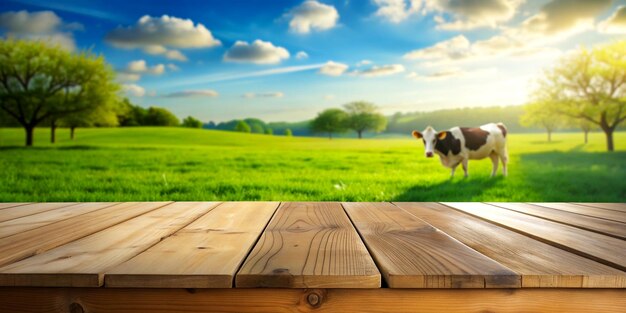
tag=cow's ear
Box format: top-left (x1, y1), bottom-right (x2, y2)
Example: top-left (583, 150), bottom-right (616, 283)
top-left (437, 131), bottom-right (447, 140)
top-left (412, 130), bottom-right (422, 139)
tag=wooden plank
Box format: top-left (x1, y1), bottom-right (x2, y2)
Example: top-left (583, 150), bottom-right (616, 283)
top-left (0, 203), bottom-right (30, 210)
top-left (0, 202), bottom-right (78, 222)
top-left (236, 202), bottom-right (380, 288)
top-left (0, 202), bottom-right (119, 239)
top-left (3, 287), bottom-right (625, 313)
top-left (574, 203), bottom-right (626, 213)
top-left (0, 202), bottom-right (170, 268)
top-left (395, 202), bottom-right (626, 288)
top-left (487, 202), bottom-right (626, 240)
top-left (530, 202), bottom-right (626, 223)
top-left (106, 202), bottom-right (279, 288)
top-left (343, 202), bottom-right (519, 288)
top-left (442, 202), bottom-right (626, 272)
top-left (0, 202), bottom-right (220, 287)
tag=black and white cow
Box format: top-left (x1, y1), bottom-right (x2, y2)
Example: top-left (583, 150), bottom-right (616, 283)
top-left (412, 123), bottom-right (508, 177)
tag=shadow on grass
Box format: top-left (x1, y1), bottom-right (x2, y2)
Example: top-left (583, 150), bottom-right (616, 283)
top-left (394, 176), bottom-right (503, 201)
top-left (0, 145), bottom-right (158, 151)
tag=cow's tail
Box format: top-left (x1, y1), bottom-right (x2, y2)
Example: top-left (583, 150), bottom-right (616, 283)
top-left (496, 122), bottom-right (507, 138)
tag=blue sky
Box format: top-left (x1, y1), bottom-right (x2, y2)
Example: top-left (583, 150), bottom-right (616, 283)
top-left (1, 0), bottom-right (625, 122)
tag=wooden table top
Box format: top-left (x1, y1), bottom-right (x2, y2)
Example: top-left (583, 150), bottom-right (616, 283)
top-left (0, 202), bottom-right (624, 289)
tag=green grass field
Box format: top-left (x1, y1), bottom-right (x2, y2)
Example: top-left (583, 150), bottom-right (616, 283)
top-left (0, 127), bottom-right (624, 202)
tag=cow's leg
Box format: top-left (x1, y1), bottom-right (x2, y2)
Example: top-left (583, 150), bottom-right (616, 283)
top-left (489, 152), bottom-right (499, 177)
top-left (461, 159), bottom-right (468, 178)
top-left (500, 148), bottom-right (509, 177)
top-left (450, 164), bottom-right (458, 178)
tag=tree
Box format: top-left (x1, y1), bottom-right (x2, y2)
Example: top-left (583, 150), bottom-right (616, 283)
top-left (343, 101), bottom-right (387, 139)
top-left (284, 128), bottom-right (293, 136)
top-left (533, 41), bottom-right (626, 151)
top-left (234, 120), bottom-right (251, 133)
top-left (117, 99), bottom-right (147, 126)
top-left (566, 117), bottom-right (596, 144)
top-left (0, 39), bottom-right (119, 146)
top-left (520, 101), bottom-right (563, 142)
top-left (311, 108), bottom-right (348, 139)
top-left (264, 128), bottom-right (273, 135)
top-left (181, 116), bottom-right (202, 128)
top-left (60, 99), bottom-right (122, 140)
top-left (144, 107), bottom-right (179, 126)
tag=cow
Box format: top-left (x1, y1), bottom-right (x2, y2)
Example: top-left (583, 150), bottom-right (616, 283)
top-left (411, 123), bottom-right (508, 178)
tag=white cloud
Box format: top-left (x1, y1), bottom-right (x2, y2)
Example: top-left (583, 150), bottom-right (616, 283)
top-left (122, 84), bottom-right (146, 97)
top-left (288, 1), bottom-right (339, 34)
top-left (373, 0), bottom-right (421, 23)
top-left (116, 73), bottom-right (141, 82)
top-left (163, 89), bottom-right (219, 98)
top-left (599, 5), bottom-right (626, 34)
top-left (0, 10), bottom-right (81, 51)
top-left (318, 61), bottom-right (348, 76)
top-left (295, 51), bottom-right (309, 59)
top-left (356, 59), bottom-right (372, 66)
top-left (223, 39), bottom-right (289, 64)
top-left (125, 60), bottom-right (166, 75)
top-left (352, 64), bottom-right (405, 77)
top-left (105, 15), bottom-right (221, 61)
top-left (426, 0), bottom-right (522, 30)
top-left (406, 69), bottom-right (465, 81)
top-left (167, 63), bottom-right (180, 71)
top-left (404, 35), bottom-right (471, 61)
top-left (242, 92), bottom-right (284, 98)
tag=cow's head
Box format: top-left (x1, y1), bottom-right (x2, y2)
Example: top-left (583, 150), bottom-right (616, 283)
top-left (412, 126), bottom-right (447, 158)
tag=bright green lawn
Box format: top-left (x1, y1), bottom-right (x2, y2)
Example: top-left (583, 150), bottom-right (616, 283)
top-left (0, 127), bottom-right (624, 202)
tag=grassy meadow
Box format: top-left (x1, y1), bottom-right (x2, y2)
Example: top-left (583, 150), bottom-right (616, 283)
top-left (0, 127), bottom-right (624, 202)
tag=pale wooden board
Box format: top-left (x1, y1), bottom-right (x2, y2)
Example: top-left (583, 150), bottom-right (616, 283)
top-left (443, 202), bottom-right (626, 272)
top-left (344, 202), bottom-right (519, 288)
top-left (236, 202), bottom-right (380, 288)
top-left (105, 202), bottom-right (279, 288)
top-left (0, 202), bottom-right (119, 239)
top-left (0, 203), bottom-right (78, 223)
top-left (0, 202), bottom-right (170, 268)
top-left (530, 202), bottom-right (626, 223)
top-left (396, 202), bottom-right (626, 288)
top-left (488, 202), bottom-right (626, 240)
top-left (0, 202), bottom-right (220, 287)
top-left (0, 203), bottom-right (30, 210)
top-left (574, 203), bottom-right (626, 213)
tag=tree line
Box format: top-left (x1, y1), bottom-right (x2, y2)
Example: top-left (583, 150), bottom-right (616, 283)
top-left (310, 101), bottom-right (387, 139)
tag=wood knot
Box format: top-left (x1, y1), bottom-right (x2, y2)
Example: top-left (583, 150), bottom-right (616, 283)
top-left (272, 268), bottom-right (290, 274)
top-left (307, 292), bottom-right (322, 308)
top-left (69, 302), bottom-right (84, 313)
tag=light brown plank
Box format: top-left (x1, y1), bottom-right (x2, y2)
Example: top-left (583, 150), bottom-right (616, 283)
top-left (106, 202), bottom-right (279, 288)
top-left (530, 202), bottom-right (626, 223)
top-left (443, 202), bottom-right (626, 272)
top-left (236, 202), bottom-right (380, 288)
top-left (2, 288), bottom-right (626, 313)
top-left (574, 203), bottom-right (626, 213)
top-left (488, 202), bottom-right (626, 240)
top-left (0, 202), bottom-right (220, 287)
top-left (0, 202), bottom-right (170, 268)
top-left (344, 202), bottom-right (519, 288)
top-left (0, 203), bottom-right (30, 210)
top-left (0, 202), bottom-right (119, 239)
top-left (0, 202), bottom-right (78, 222)
top-left (396, 202), bottom-right (626, 288)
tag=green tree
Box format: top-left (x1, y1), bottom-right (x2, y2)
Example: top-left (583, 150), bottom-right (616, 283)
top-left (60, 99), bottom-right (123, 140)
top-left (117, 99), bottom-right (147, 126)
top-left (284, 128), bottom-right (293, 136)
top-left (264, 128), bottom-right (273, 135)
top-left (0, 39), bottom-right (119, 146)
top-left (144, 107), bottom-right (179, 126)
top-left (181, 116), bottom-right (202, 128)
top-left (534, 41), bottom-right (626, 151)
top-left (520, 101), bottom-right (563, 142)
top-left (234, 120), bottom-right (251, 133)
top-left (343, 101), bottom-right (387, 139)
top-left (311, 108), bottom-right (349, 139)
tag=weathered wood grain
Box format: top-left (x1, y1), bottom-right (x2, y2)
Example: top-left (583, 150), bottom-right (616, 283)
top-left (0, 203), bottom-right (30, 210)
top-left (0, 202), bottom-right (170, 268)
top-left (488, 202), bottom-right (626, 240)
top-left (0, 202), bottom-right (119, 239)
top-left (0, 202), bottom-right (219, 287)
top-left (530, 202), bottom-right (626, 223)
top-left (0, 202), bottom-right (78, 223)
top-left (344, 202), bottom-right (519, 288)
top-left (106, 202), bottom-right (279, 288)
top-left (236, 202), bottom-right (380, 288)
top-left (396, 202), bottom-right (626, 288)
top-left (574, 203), bottom-right (626, 213)
top-left (3, 287), bottom-right (625, 313)
top-left (443, 202), bottom-right (626, 272)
